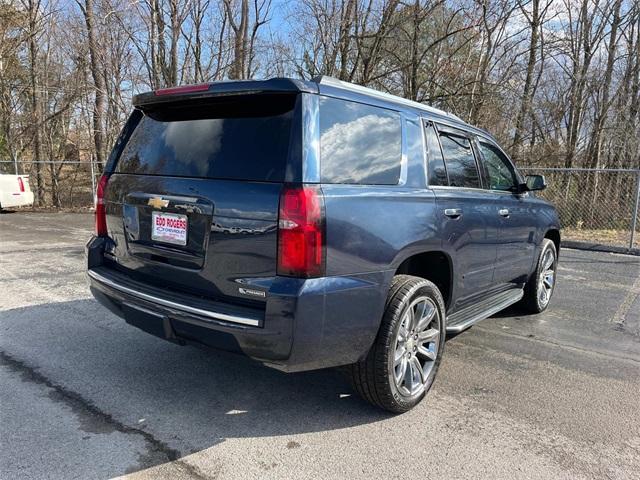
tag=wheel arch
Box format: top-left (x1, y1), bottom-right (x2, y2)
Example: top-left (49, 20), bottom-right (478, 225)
top-left (393, 250), bottom-right (453, 310)
top-left (544, 228), bottom-right (561, 257)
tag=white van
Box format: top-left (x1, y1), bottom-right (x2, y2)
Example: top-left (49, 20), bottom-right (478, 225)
top-left (0, 174), bottom-right (34, 209)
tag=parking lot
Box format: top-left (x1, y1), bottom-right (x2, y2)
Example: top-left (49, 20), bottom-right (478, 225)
top-left (1, 211), bottom-right (639, 480)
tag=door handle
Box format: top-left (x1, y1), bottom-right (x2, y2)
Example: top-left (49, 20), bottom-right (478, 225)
top-left (499, 208), bottom-right (510, 217)
top-left (444, 208), bottom-right (462, 218)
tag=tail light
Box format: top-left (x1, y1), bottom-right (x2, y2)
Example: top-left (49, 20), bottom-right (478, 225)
top-left (277, 185), bottom-right (325, 278)
top-left (95, 174), bottom-right (110, 236)
top-left (17, 177), bottom-right (24, 192)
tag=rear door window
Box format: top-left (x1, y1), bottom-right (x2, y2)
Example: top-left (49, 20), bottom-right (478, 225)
top-left (437, 130), bottom-right (481, 188)
top-left (116, 94), bottom-right (296, 182)
top-left (424, 122), bottom-right (448, 186)
top-left (319, 96), bottom-right (402, 185)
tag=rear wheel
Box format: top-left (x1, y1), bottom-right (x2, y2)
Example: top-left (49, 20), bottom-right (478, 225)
top-left (521, 239), bottom-right (557, 313)
top-left (349, 275), bottom-right (445, 413)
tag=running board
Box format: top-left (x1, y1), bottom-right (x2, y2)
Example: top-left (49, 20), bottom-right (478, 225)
top-left (446, 288), bottom-right (524, 334)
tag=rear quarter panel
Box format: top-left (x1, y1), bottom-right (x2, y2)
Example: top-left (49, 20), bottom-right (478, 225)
top-left (323, 185), bottom-right (440, 276)
top-left (319, 185), bottom-right (441, 365)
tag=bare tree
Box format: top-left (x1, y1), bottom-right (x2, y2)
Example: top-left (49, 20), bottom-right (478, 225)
top-left (2, 0), bottom-right (640, 209)
top-left (511, 0), bottom-right (552, 160)
top-left (467, 0), bottom-right (519, 125)
top-left (77, 0), bottom-right (106, 169)
top-left (585, 0), bottom-right (624, 169)
top-left (224, 0), bottom-right (271, 79)
top-left (0, 1), bottom-right (27, 167)
top-left (561, 0), bottom-right (610, 168)
top-left (22, 0), bottom-right (44, 204)
top-left (291, 0), bottom-right (358, 79)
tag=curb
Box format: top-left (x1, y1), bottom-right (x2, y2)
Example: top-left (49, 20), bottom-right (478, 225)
top-left (562, 240), bottom-right (640, 256)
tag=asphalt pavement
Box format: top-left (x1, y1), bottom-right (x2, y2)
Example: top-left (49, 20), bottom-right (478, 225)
top-left (1, 211), bottom-right (639, 479)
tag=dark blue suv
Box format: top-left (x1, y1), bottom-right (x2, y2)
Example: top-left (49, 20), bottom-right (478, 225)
top-left (87, 76), bottom-right (560, 412)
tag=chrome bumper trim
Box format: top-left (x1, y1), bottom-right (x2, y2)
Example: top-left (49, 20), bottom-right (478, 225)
top-left (88, 269), bottom-right (261, 327)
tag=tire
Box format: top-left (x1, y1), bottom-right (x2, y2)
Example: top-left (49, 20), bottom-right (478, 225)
top-left (521, 238), bottom-right (558, 313)
top-left (348, 275), bottom-right (446, 413)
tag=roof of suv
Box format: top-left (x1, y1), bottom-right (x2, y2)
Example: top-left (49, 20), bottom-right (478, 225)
top-left (311, 75), bottom-right (463, 122)
top-left (132, 76), bottom-right (492, 139)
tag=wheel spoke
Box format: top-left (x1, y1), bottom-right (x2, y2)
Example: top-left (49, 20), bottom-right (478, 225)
top-left (405, 307), bottom-right (416, 331)
top-left (394, 346), bottom-right (405, 367)
top-left (414, 301), bottom-right (426, 326)
top-left (395, 356), bottom-right (408, 385)
top-left (398, 323), bottom-right (409, 343)
top-left (409, 303), bottom-right (421, 331)
top-left (403, 357), bottom-right (414, 389)
top-left (418, 327), bottom-right (439, 343)
top-left (406, 358), bottom-right (417, 392)
top-left (415, 302), bottom-right (436, 332)
top-left (417, 344), bottom-right (436, 361)
top-left (539, 287), bottom-right (547, 303)
top-left (410, 356), bottom-right (425, 386)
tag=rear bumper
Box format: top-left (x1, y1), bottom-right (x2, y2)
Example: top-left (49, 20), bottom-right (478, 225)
top-left (88, 268), bottom-right (262, 327)
top-left (87, 236), bottom-right (389, 372)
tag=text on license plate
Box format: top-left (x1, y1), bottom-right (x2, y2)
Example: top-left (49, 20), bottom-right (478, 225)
top-left (151, 211), bottom-right (188, 246)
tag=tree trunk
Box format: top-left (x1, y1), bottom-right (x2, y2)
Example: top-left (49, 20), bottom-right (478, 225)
top-left (225, 0), bottom-right (249, 79)
top-left (169, 0), bottom-right (180, 85)
top-left (26, 0), bottom-right (44, 205)
top-left (80, 0), bottom-right (106, 170)
top-left (512, 0), bottom-right (542, 160)
top-left (586, 0), bottom-right (622, 169)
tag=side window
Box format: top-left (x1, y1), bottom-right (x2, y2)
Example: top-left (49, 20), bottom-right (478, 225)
top-left (438, 131), bottom-right (480, 188)
top-left (319, 96), bottom-right (402, 185)
top-left (479, 141), bottom-right (518, 191)
top-left (424, 122), bottom-right (448, 186)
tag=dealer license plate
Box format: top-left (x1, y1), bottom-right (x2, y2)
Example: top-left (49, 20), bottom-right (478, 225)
top-left (151, 211), bottom-right (188, 246)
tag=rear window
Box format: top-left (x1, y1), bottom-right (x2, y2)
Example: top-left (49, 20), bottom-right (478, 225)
top-left (116, 94), bottom-right (296, 182)
top-left (319, 96), bottom-right (402, 185)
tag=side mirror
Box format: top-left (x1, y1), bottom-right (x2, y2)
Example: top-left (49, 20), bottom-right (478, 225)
top-left (524, 174), bottom-right (546, 192)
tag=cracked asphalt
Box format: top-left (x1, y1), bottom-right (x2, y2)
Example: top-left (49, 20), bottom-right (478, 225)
top-left (1, 211), bottom-right (639, 480)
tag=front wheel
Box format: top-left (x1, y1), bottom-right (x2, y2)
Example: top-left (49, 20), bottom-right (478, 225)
top-left (348, 275), bottom-right (446, 413)
top-left (521, 238), bottom-right (558, 313)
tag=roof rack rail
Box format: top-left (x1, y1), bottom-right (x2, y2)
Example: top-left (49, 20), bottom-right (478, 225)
top-left (311, 75), bottom-right (463, 122)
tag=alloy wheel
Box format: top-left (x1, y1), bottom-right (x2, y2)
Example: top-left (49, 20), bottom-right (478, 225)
top-left (392, 296), bottom-right (441, 397)
top-left (538, 248), bottom-right (556, 307)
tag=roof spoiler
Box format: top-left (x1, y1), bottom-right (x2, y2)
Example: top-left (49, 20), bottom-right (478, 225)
top-left (133, 78), bottom-right (318, 108)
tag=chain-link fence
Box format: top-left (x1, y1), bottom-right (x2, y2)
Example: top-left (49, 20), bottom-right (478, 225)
top-left (521, 167), bottom-right (640, 251)
top-left (0, 159), bottom-right (100, 209)
top-left (2, 161), bottom-right (639, 251)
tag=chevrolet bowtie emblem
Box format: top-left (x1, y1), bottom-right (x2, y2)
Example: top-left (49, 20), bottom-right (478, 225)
top-left (147, 197), bottom-right (169, 209)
